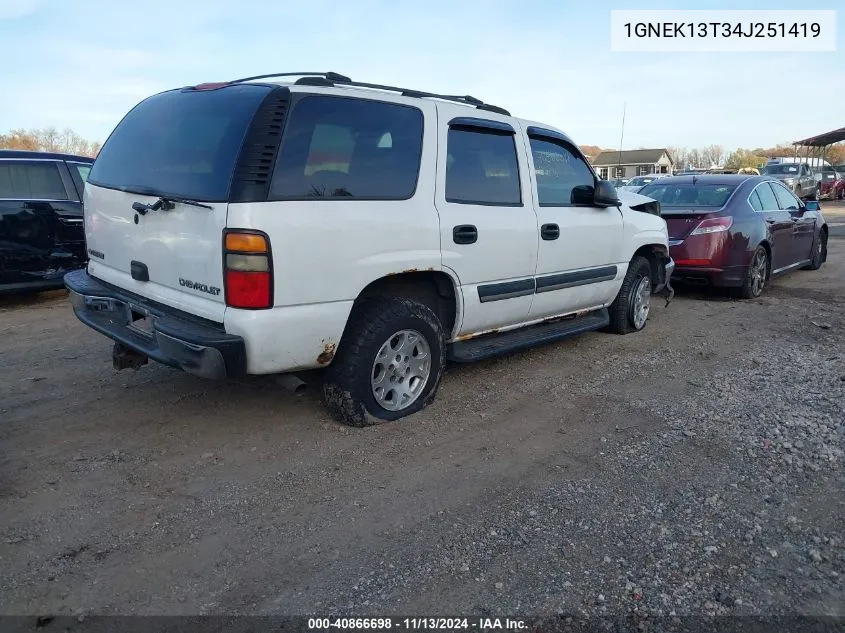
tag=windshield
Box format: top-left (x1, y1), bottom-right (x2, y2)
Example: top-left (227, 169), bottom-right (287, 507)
top-left (88, 84), bottom-right (272, 201)
top-left (762, 164), bottom-right (800, 175)
top-left (628, 176), bottom-right (656, 186)
top-left (638, 183), bottom-right (738, 207)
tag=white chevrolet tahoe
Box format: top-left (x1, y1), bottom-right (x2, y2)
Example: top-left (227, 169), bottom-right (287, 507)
top-left (65, 71), bottom-right (674, 426)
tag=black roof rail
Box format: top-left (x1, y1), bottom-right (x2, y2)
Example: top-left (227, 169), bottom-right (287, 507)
top-left (229, 71), bottom-right (352, 84)
top-left (333, 78), bottom-right (511, 117)
top-left (231, 72), bottom-right (511, 116)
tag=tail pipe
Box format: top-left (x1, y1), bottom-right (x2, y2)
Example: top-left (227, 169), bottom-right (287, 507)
top-left (275, 374), bottom-right (307, 396)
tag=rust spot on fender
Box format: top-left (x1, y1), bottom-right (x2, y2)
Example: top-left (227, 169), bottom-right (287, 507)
top-left (317, 341), bottom-right (336, 365)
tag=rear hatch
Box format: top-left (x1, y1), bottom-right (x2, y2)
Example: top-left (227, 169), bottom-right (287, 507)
top-left (84, 83), bottom-right (275, 322)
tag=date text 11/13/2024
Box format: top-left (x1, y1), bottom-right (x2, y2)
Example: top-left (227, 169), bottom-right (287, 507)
top-left (307, 618), bottom-right (529, 630)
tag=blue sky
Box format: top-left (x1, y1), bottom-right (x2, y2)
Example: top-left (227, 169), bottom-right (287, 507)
top-left (1, 0), bottom-right (842, 151)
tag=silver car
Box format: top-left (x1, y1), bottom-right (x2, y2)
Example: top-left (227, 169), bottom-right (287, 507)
top-left (616, 173), bottom-right (668, 193)
top-left (760, 162), bottom-right (818, 200)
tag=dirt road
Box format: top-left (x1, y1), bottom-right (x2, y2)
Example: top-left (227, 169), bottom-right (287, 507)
top-left (1, 234), bottom-right (843, 618)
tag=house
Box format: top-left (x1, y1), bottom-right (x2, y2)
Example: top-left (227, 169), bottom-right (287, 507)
top-left (591, 148), bottom-right (674, 180)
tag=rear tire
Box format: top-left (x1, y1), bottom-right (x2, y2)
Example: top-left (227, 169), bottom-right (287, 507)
top-left (606, 256), bottom-right (652, 335)
top-left (321, 297), bottom-right (444, 427)
top-left (803, 230), bottom-right (827, 271)
top-left (738, 246), bottom-right (768, 299)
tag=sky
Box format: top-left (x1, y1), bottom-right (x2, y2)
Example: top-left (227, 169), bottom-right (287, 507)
top-left (1, 0), bottom-right (842, 152)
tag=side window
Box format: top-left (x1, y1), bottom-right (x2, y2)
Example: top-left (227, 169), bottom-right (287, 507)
top-left (445, 127), bottom-right (521, 205)
top-left (0, 161), bottom-right (69, 200)
top-left (755, 182), bottom-right (779, 210)
top-left (73, 164), bottom-right (92, 182)
top-left (771, 181), bottom-right (801, 210)
top-left (528, 136), bottom-right (595, 206)
top-left (270, 96), bottom-right (424, 200)
top-left (748, 189), bottom-right (764, 212)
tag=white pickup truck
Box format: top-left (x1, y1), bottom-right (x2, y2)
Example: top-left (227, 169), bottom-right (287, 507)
top-left (65, 71), bottom-right (674, 426)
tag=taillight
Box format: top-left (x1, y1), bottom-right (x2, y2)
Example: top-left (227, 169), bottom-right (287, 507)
top-left (223, 230), bottom-right (272, 309)
top-left (689, 216), bottom-right (733, 236)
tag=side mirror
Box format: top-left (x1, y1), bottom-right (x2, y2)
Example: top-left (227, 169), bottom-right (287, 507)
top-left (592, 180), bottom-right (621, 207)
top-left (804, 200), bottom-right (821, 212)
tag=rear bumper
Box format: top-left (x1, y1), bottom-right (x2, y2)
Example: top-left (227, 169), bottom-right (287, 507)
top-left (671, 265), bottom-right (745, 288)
top-left (64, 269), bottom-right (246, 380)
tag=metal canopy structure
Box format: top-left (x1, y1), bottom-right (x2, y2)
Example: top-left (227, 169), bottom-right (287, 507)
top-left (792, 126), bottom-right (845, 177)
top-left (794, 127), bottom-right (845, 147)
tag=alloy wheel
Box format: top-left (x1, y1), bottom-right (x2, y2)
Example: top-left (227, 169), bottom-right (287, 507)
top-left (631, 276), bottom-right (651, 329)
top-left (371, 329), bottom-right (432, 412)
top-left (750, 250), bottom-right (767, 297)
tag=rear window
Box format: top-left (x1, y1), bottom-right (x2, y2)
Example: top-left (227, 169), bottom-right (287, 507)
top-left (0, 161), bottom-right (68, 200)
top-left (638, 183), bottom-right (737, 207)
top-left (88, 84), bottom-right (272, 201)
top-left (269, 96), bottom-right (423, 200)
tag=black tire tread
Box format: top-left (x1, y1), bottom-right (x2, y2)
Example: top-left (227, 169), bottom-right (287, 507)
top-left (321, 297), bottom-right (444, 427)
top-left (606, 255), bottom-right (651, 335)
top-left (802, 230), bottom-right (827, 271)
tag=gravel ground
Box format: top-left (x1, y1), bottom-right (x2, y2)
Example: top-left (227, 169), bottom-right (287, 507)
top-left (1, 228), bottom-right (843, 620)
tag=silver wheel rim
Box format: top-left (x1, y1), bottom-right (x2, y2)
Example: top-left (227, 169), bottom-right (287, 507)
top-left (631, 276), bottom-right (651, 329)
top-left (751, 250), bottom-right (766, 296)
top-left (371, 329), bottom-right (431, 412)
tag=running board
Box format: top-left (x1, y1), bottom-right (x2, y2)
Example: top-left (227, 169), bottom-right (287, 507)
top-left (446, 309), bottom-right (610, 363)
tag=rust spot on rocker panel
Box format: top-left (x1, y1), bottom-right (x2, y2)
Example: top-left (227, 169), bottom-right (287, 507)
top-left (317, 341), bottom-right (336, 365)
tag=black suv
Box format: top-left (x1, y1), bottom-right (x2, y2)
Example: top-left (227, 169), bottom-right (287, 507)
top-left (0, 150), bottom-right (93, 294)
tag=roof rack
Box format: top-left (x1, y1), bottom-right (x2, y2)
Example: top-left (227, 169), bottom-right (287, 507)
top-left (228, 71), bottom-right (511, 116)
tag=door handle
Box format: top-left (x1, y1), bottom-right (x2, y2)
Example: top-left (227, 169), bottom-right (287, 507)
top-left (453, 225), bottom-right (478, 245)
top-left (765, 218), bottom-right (776, 224)
top-left (541, 223), bottom-right (560, 240)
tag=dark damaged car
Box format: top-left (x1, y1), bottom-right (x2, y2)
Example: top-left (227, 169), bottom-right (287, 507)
top-left (0, 150), bottom-right (93, 294)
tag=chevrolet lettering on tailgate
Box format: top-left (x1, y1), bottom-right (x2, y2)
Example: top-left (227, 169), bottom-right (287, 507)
top-left (179, 277), bottom-right (221, 296)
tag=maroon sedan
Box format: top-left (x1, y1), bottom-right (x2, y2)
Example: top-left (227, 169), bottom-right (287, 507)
top-left (638, 175), bottom-right (829, 299)
top-left (819, 168), bottom-right (845, 200)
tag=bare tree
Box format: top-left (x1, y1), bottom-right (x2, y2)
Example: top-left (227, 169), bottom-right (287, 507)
top-left (1, 127), bottom-right (101, 157)
top-left (687, 148), bottom-right (702, 169)
top-left (666, 146), bottom-right (688, 169)
top-left (37, 126), bottom-right (62, 152)
top-left (701, 144), bottom-right (726, 168)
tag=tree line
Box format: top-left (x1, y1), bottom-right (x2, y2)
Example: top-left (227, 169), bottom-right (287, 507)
top-left (668, 144), bottom-right (845, 170)
top-left (0, 128), bottom-right (101, 157)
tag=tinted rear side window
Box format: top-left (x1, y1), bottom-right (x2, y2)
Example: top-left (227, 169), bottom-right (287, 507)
top-left (0, 161), bottom-right (68, 199)
top-left (88, 84), bottom-right (272, 201)
top-left (755, 183), bottom-right (779, 210)
top-left (771, 182), bottom-right (801, 210)
top-left (270, 96), bottom-right (423, 200)
top-left (72, 163), bottom-right (92, 183)
top-left (446, 128), bottom-right (521, 205)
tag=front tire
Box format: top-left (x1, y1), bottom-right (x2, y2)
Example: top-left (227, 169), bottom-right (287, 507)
top-left (606, 256), bottom-right (652, 335)
top-left (803, 230), bottom-right (827, 271)
top-left (321, 297), bottom-right (445, 427)
top-left (738, 246), bottom-right (768, 299)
